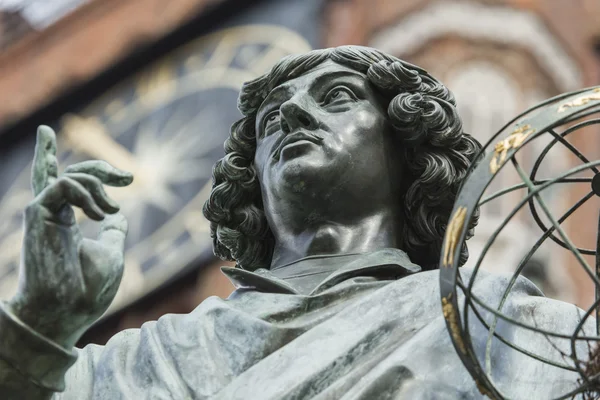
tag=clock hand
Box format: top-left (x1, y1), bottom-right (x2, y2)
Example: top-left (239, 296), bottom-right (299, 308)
top-left (62, 115), bottom-right (140, 174)
top-left (63, 115), bottom-right (151, 200)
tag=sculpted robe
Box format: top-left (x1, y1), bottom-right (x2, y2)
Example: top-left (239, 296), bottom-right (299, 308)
top-left (0, 249), bottom-right (594, 399)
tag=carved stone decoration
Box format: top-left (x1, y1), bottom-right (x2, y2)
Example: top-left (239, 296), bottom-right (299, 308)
top-left (369, 1), bottom-right (583, 91)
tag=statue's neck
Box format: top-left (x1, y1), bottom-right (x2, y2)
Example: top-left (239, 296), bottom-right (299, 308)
top-left (269, 211), bottom-right (401, 269)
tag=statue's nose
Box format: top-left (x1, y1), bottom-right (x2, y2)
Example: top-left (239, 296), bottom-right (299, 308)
top-left (280, 98), bottom-right (318, 133)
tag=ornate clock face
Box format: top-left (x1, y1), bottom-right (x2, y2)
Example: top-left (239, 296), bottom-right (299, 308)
top-left (0, 24), bottom-right (311, 314)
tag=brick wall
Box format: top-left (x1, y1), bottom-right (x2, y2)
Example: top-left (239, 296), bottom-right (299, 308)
top-left (0, 0), bottom-right (220, 128)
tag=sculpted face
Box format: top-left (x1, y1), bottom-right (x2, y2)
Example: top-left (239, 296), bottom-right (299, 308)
top-left (204, 47), bottom-right (478, 270)
top-left (254, 59), bottom-right (403, 225)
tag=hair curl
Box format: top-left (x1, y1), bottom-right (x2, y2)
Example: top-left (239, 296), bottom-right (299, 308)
top-left (203, 46), bottom-right (481, 271)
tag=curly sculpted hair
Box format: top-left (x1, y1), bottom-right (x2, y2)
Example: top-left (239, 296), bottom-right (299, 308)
top-left (203, 46), bottom-right (481, 271)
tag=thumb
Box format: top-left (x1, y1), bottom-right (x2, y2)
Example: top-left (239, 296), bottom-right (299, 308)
top-left (79, 213), bottom-right (127, 301)
top-left (97, 213), bottom-right (128, 256)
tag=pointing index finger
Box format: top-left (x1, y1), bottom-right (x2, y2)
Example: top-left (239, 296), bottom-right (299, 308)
top-left (32, 125), bottom-right (58, 196)
top-left (64, 160), bottom-right (134, 187)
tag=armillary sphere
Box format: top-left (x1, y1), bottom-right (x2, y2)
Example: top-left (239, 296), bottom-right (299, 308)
top-left (440, 86), bottom-right (600, 399)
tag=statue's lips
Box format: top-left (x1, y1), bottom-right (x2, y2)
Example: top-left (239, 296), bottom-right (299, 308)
top-left (274, 131), bottom-right (323, 160)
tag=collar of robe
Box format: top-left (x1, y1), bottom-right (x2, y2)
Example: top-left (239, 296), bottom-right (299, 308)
top-left (221, 248), bottom-right (422, 296)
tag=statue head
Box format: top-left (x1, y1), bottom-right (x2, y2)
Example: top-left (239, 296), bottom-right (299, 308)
top-left (203, 46), bottom-right (481, 271)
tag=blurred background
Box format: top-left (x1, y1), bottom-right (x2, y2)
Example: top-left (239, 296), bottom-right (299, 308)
top-left (0, 0), bottom-right (598, 346)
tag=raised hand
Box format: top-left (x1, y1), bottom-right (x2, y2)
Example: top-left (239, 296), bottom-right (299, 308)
top-left (8, 126), bottom-right (133, 349)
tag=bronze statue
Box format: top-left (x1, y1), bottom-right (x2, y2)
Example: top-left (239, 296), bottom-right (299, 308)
top-left (0, 46), bottom-right (593, 399)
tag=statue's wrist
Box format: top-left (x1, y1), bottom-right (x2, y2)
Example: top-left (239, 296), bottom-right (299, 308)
top-left (6, 297), bottom-right (78, 349)
top-left (0, 301), bottom-right (78, 392)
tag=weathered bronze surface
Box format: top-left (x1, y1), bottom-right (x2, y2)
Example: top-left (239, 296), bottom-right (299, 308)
top-left (0, 46), bottom-right (594, 399)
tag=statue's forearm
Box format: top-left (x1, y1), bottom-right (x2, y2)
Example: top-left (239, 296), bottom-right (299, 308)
top-left (0, 302), bottom-right (77, 400)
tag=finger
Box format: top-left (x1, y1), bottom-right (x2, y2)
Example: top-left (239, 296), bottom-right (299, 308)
top-left (64, 173), bottom-right (120, 214)
top-left (39, 177), bottom-right (105, 221)
top-left (64, 161), bottom-right (133, 187)
top-left (31, 125), bottom-right (58, 196)
top-left (97, 213), bottom-right (128, 256)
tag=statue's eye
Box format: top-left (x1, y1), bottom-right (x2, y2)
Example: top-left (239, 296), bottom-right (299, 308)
top-left (323, 86), bottom-right (356, 105)
top-left (261, 111), bottom-right (280, 137)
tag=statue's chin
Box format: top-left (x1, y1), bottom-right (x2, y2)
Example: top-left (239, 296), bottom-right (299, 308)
top-left (275, 160), bottom-right (332, 196)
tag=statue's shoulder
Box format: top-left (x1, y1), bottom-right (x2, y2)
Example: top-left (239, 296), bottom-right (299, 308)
top-left (456, 267), bottom-right (543, 297)
top-left (457, 267), bottom-right (591, 330)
